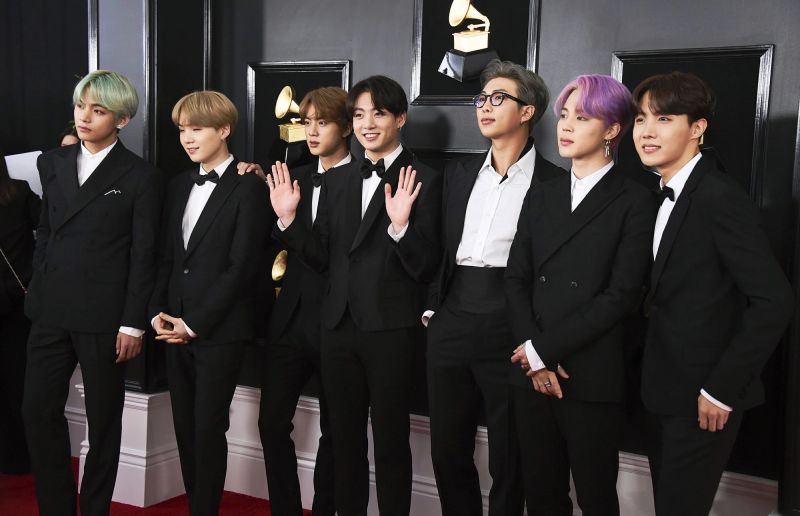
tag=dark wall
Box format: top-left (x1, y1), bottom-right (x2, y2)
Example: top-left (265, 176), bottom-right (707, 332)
top-left (211, 0), bottom-right (800, 486)
top-left (0, 1), bottom-right (88, 154)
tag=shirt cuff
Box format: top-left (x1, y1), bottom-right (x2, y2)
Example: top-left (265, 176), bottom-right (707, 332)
top-left (524, 340), bottom-right (547, 371)
top-left (701, 389), bottom-right (733, 412)
top-left (184, 321), bottom-right (197, 339)
top-left (387, 222), bottom-right (409, 242)
top-left (150, 316), bottom-right (159, 331)
top-left (421, 310), bottom-right (435, 327)
top-left (276, 219), bottom-right (288, 231)
top-left (119, 326), bottom-right (145, 338)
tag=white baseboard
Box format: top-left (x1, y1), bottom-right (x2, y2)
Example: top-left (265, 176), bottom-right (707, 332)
top-left (63, 379), bottom-right (779, 514)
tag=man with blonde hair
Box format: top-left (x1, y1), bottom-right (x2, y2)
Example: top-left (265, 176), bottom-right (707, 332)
top-left (23, 69), bottom-right (161, 516)
top-left (149, 90), bottom-right (270, 515)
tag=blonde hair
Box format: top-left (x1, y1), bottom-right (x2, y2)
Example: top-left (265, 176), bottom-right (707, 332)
top-left (171, 90), bottom-right (238, 136)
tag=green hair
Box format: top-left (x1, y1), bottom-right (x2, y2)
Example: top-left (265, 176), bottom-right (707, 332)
top-left (72, 70), bottom-right (139, 120)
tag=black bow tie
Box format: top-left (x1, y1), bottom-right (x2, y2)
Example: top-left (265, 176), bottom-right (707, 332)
top-left (655, 186), bottom-right (675, 204)
top-left (311, 171), bottom-right (324, 188)
top-left (360, 158), bottom-right (386, 179)
top-left (191, 170), bottom-right (220, 186)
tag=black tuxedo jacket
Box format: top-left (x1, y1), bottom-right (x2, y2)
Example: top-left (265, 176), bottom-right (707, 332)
top-left (426, 149), bottom-right (566, 311)
top-left (278, 148), bottom-right (442, 331)
top-left (25, 142), bottom-right (161, 333)
top-left (504, 166), bottom-right (657, 401)
top-left (268, 159), bottom-right (346, 342)
top-left (642, 153), bottom-right (793, 415)
top-left (149, 162), bottom-right (270, 344)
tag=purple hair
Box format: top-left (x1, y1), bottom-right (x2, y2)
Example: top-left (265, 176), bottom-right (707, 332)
top-left (553, 74), bottom-right (634, 149)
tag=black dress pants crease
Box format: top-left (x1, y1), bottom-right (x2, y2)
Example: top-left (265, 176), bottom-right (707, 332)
top-left (647, 410), bottom-right (744, 516)
top-left (259, 309), bottom-right (335, 516)
top-left (514, 386), bottom-right (624, 516)
top-left (320, 311), bottom-right (415, 516)
top-left (165, 340), bottom-right (244, 516)
top-left (426, 303), bottom-right (523, 516)
top-left (22, 323), bottom-right (126, 516)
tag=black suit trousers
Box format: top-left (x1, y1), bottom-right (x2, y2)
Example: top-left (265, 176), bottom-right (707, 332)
top-left (22, 323), bottom-right (126, 516)
top-left (258, 309), bottom-right (335, 516)
top-left (426, 304), bottom-right (523, 516)
top-left (165, 340), bottom-right (244, 516)
top-left (647, 410), bottom-right (743, 516)
top-left (513, 387), bottom-right (624, 516)
top-left (0, 304), bottom-right (30, 473)
top-left (320, 312), bottom-right (415, 516)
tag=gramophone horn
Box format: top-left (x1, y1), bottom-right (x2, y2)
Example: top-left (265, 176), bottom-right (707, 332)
top-left (448, 0), bottom-right (489, 27)
top-left (275, 86), bottom-right (300, 119)
top-left (272, 249), bottom-right (288, 282)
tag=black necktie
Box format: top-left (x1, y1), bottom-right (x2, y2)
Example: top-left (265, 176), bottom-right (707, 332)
top-left (311, 171), bottom-right (324, 188)
top-left (360, 158), bottom-right (385, 179)
top-left (191, 169), bottom-right (220, 186)
top-left (655, 186), bottom-right (675, 205)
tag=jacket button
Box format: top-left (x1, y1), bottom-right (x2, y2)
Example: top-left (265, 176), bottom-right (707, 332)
top-left (183, 268), bottom-right (189, 274)
top-left (570, 281), bottom-right (578, 288)
top-left (538, 275), bottom-right (546, 283)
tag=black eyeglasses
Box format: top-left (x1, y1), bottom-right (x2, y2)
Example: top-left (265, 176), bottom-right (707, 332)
top-left (473, 91), bottom-right (528, 108)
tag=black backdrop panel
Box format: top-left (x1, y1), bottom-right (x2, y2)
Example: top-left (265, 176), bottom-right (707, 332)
top-left (612, 45), bottom-right (783, 480)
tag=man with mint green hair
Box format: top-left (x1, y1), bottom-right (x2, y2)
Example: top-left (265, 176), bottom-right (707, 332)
top-left (22, 69), bottom-right (162, 516)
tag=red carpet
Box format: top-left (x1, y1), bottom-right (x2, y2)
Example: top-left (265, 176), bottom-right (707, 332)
top-left (0, 458), bottom-right (311, 515)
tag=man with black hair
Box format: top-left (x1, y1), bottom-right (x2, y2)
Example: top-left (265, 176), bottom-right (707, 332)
top-left (267, 75), bottom-right (442, 516)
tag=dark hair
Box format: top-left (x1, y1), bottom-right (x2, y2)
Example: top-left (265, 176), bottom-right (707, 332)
top-left (58, 124), bottom-right (78, 146)
top-left (0, 153), bottom-right (16, 205)
top-left (632, 71), bottom-right (715, 123)
top-left (346, 75), bottom-right (408, 119)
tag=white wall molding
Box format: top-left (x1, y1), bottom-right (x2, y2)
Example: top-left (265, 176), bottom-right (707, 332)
top-left (64, 381), bottom-right (778, 514)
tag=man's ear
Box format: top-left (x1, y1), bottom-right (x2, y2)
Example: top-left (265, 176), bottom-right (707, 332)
top-left (691, 118), bottom-right (708, 142)
top-left (115, 116), bottom-right (131, 130)
top-left (604, 122), bottom-right (621, 142)
top-left (396, 112), bottom-right (407, 129)
top-left (219, 125), bottom-right (231, 140)
top-left (521, 105), bottom-right (535, 124)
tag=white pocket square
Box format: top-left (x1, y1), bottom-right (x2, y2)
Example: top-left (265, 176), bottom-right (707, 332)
top-left (104, 189), bottom-right (122, 196)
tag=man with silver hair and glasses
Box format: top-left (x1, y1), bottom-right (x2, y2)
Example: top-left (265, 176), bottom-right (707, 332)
top-left (422, 59), bottom-right (566, 516)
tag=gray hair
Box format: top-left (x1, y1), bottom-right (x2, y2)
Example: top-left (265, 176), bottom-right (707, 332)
top-left (480, 59), bottom-right (549, 131)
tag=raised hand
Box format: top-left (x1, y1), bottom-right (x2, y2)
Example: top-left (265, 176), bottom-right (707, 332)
top-left (384, 166), bottom-right (422, 234)
top-left (266, 161), bottom-right (301, 227)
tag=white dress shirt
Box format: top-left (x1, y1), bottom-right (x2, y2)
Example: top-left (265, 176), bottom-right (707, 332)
top-left (78, 140), bottom-right (144, 338)
top-left (455, 145), bottom-right (537, 267)
top-left (77, 140), bottom-right (117, 186)
top-left (523, 161), bottom-right (613, 371)
top-left (312, 154), bottom-right (352, 223)
top-left (650, 152), bottom-right (731, 412)
top-left (653, 152), bottom-right (702, 257)
top-left (182, 155), bottom-right (234, 248)
top-left (421, 144), bottom-right (537, 326)
top-left (152, 154), bottom-right (234, 339)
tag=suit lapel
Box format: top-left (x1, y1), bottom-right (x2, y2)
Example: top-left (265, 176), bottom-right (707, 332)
top-left (54, 145), bottom-right (80, 205)
top-left (535, 168), bottom-right (624, 269)
top-left (184, 161), bottom-right (240, 260)
top-left (647, 156), bottom-right (708, 298)
top-left (55, 142), bottom-right (133, 232)
top-left (447, 152), bottom-right (486, 261)
top-left (174, 173), bottom-right (194, 252)
top-left (349, 149), bottom-right (412, 253)
top-left (297, 162), bottom-right (316, 229)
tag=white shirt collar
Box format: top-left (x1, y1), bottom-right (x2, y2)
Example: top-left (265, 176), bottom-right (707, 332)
top-left (364, 144), bottom-right (403, 173)
top-left (661, 152), bottom-right (702, 200)
top-left (80, 139), bottom-right (118, 160)
top-left (318, 153), bottom-right (353, 174)
top-left (199, 154), bottom-right (234, 178)
top-left (480, 142), bottom-right (537, 182)
top-left (571, 161), bottom-right (614, 190)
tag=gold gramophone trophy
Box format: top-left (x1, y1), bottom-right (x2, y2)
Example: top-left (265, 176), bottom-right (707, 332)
top-left (271, 249), bottom-right (288, 297)
top-left (438, 0), bottom-right (499, 82)
top-left (275, 85), bottom-right (305, 143)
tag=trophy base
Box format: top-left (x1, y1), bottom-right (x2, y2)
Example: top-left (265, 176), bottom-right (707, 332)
top-left (438, 48), bottom-right (499, 82)
top-left (279, 123), bottom-right (306, 143)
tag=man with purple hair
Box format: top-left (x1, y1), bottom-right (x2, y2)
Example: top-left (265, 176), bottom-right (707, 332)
top-left (506, 74), bottom-right (657, 515)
